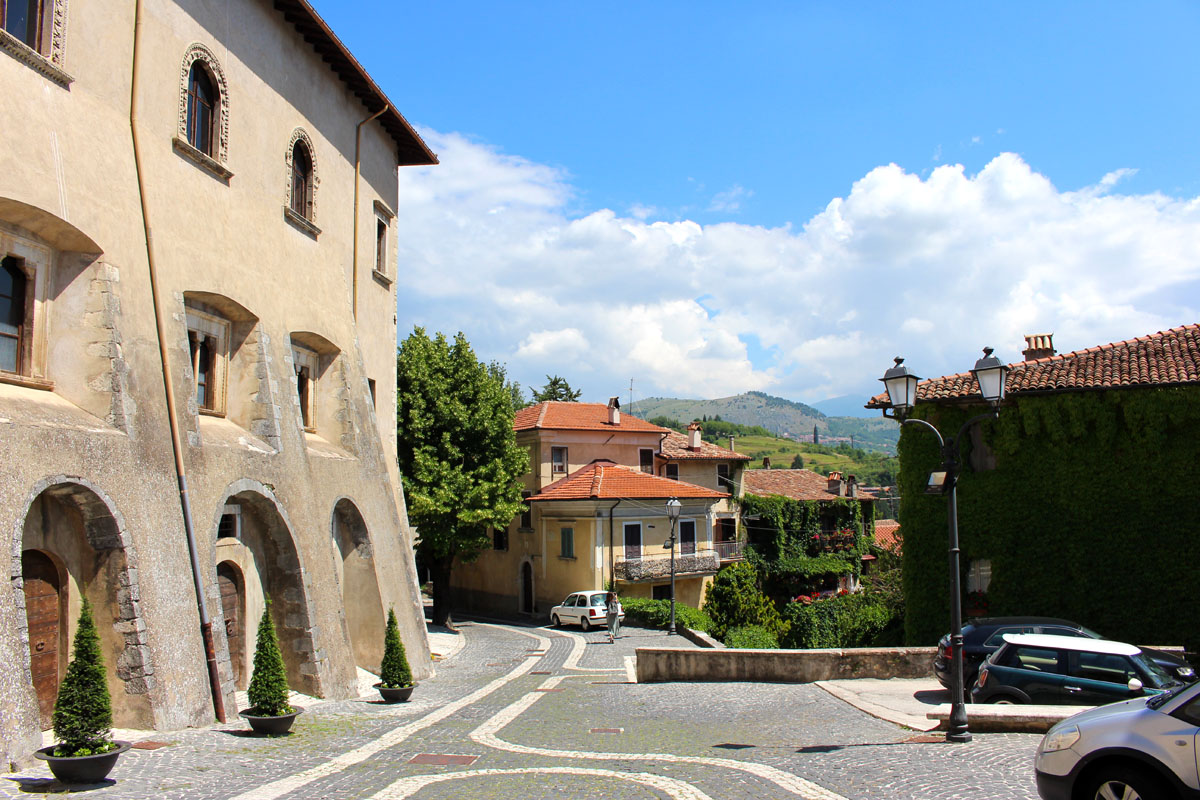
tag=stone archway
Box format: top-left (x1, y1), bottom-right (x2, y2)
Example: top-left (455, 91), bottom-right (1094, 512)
top-left (15, 477), bottom-right (154, 729)
top-left (331, 499), bottom-right (385, 672)
top-left (212, 480), bottom-right (322, 697)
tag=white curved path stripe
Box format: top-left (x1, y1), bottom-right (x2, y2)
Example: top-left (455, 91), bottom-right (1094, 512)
top-left (230, 624), bottom-right (548, 800)
top-left (470, 676), bottom-right (850, 800)
top-left (371, 766), bottom-right (714, 800)
top-left (545, 625), bottom-right (625, 672)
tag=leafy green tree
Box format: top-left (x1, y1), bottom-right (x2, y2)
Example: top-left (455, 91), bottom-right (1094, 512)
top-left (247, 597), bottom-right (292, 717)
top-left (53, 599), bottom-right (114, 756)
top-left (532, 374), bottom-right (581, 402)
top-left (703, 562), bottom-right (789, 642)
top-left (790, 453), bottom-right (805, 469)
top-left (379, 608), bottom-right (413, 688)
top-left (397, 328), bottom-right (529, 626)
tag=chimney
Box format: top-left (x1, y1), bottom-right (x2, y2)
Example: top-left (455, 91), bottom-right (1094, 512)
top-left (607, 396), bottom-right (620, 425)
top-left (1022, 333), bottom-right (1055, 362)
top-left (762, 456), bottom-right (771, 469)
top-left (687, 421), bottom-right (702, 450)
top-left (728, 436), bottom-right (735, 452)
top-left (847, 474), bottom-right (858, 498)
top-left (827, 471), bottom-right (844, 496)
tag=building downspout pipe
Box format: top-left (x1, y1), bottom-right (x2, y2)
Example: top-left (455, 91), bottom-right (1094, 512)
top-left (607, 500), bottom-right (620, 590)
top-left (130, 0), bottom-right (225, 723)
top-left (352, 104), bottom-right (389, 322)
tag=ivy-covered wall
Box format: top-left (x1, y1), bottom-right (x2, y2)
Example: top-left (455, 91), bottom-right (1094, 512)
top-left (900, 386), bottom-right (1200, 650)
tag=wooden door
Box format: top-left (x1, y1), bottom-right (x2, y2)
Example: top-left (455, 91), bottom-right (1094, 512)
top-left (217, 563), bottom-right (243, 687)
top-left (22, 550), bottom-right (61, 730)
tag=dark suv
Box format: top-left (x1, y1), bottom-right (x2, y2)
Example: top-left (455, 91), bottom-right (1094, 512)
top-left (934, 617), bottom-right (1194, 691)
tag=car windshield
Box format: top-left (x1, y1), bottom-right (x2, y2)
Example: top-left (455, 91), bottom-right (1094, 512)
top-left (1147, 681), bottom-right (1194, 709)
top-left (1134, 652), bottom-right (1184, 689)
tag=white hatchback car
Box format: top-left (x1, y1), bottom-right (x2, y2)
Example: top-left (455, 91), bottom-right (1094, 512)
top-left (550, 591), bottom-right (622, 631)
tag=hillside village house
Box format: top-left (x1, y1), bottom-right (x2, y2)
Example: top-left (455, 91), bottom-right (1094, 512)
top-left (451, 402), bottom-right (749, 616)
top-left (0, 0), bottom-right (434, 765)
top-left (867, 326), bottom-right (1200, 646)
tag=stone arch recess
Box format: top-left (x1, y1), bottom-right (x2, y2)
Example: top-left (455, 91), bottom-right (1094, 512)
top-left (12, 475), bottom-right (156, 728)
top-left (331, 497), bottom-right (385, 672)
top-left (178, 43), bottom-right (230, 163)
top-left (212, 479), bottom-right (323, 696)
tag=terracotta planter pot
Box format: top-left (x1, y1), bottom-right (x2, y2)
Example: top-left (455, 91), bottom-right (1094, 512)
top-left (374, 682), bottom-right (415, 703)
top-left (35, 741), bottom-right (130, 784)
top-left (239, 705), bottom-right (304, 735)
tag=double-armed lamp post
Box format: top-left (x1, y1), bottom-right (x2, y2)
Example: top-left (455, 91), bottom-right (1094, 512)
top-left (880, 347), bottom-right (1009, 744)
top-left (665, 497), bottom-right (681, 635)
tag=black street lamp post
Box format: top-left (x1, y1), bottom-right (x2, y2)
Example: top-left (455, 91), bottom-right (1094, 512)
top-left (665, 497), bottom-right (681, 635)
top-left (880, 348), bottom-right (1009, 744)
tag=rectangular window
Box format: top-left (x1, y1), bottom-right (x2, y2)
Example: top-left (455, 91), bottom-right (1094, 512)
top-left (367, 378), bottom-right (377, 410)
top-left (375, 218), bottom-right (388, 275)
top-left (3, 0), bottom-right (45, 51)
top-left (186, 308), bottom-right (229, 415)
top-left (560, 527), bottom-right (574, 558)
top-left (652, 584), bottom-right (671, 601)
top-left (292, 345), bottom-right (319, 432)
top-left (966, 559), bottom-right (992, 594)
top-left (493, 526), bottom-right (508, 551)
top-left (217, 504), bottom-right (241, 539)
top-left (519, 491), bottom-right (532, 530)
top-left (623, 522), bottom-right (641, 560)
top-left (639, 448), bottom-right (655, 474)
top-left (716, 463), bottom-right (730, 489)
top-left (679, 519), bottom-right (696, 555)
top-left (551, 446), bottom-right (568, 475)
top-left (0, 256), bottom-right (28, 374)
top-left (665, 463), bottom-right (679, 481)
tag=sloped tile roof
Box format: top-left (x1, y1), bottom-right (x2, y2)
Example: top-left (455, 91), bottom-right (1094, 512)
top-left (874, 519), bottom-right (901, 553)
top-left (514, 402), bottom-right (671, 433)
top-left (742, 469), bottom-right (875, 502)
top-left (657, 430), bottom-right (751, 461)
top-left (530, 460), bottom-right (728, 501)
top-left (867, 324), bottom-right (1200, 408)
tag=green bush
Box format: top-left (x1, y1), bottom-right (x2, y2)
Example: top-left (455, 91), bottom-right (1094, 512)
top-left (247, 597), bottom-right (293, 717)
top-left (619, 596), bottom-right (713, 634)
top-left (703, 562), bottom-right (789, 642)
top-left (782, 592), bottom-right (896, 649)
top-left (380, 608), bottom-right (413, 688)
top-left (53, 599), bottom-right (115, 757)
top-left (724, 625), bottom-right (779, 649)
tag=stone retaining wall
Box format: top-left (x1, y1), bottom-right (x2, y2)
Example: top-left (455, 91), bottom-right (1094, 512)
top-left (636, 645), bottom-right (937, 683)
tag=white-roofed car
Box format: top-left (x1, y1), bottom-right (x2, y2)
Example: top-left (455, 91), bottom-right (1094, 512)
top-left (1035, 678), bottom-right (1200, 799)
top-left (972, 633), bottom-right (1186, 706)
top-left (550, 591), bottom-right (622, 631)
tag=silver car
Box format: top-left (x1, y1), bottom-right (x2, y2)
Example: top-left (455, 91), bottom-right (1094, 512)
top-left (549, 591), bottom-right (621, 631)
top-left (1035, 678), bottom-right (1200, 799)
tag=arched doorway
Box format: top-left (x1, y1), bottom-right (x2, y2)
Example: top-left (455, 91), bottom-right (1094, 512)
top-left (21, 550), bottom-right (64, 730)
top-left (216, 562), bottom-right (245, 689)
top-left (521, 562), bottom-right (534, 614)
top-left (18, 478), bottom-right (153, 729)
top-left (331, 499), bottom-right (385, 672)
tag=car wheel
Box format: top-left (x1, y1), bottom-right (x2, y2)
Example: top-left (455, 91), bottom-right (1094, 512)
top-left (1081, 765), bottom-right (1170, 800)
top-left (580, 617), bottom-right (591, 631)
top-left (551, 615), bottom-right (561, 628)
top-left (989, 695), bottom-right (1023, 705)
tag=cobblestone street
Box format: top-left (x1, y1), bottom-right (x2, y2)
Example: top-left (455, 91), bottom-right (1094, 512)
top-left (2, 621), bottom-right (1043, 799)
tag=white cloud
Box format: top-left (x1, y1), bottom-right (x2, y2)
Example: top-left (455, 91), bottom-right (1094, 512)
top-left (396, 131), bottom-right (1200, 404)
top-left (709, 184), bottom-right (752, 213)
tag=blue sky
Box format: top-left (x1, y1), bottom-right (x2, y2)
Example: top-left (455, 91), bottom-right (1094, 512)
top-left (313, 1), bottom-right (1200, 410)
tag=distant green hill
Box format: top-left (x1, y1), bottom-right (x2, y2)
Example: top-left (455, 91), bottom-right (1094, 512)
top-left (633, 390), bottom-right (898, 453)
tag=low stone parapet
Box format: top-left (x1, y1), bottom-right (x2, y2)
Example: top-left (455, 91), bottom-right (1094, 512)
top-left (635, 645), bottom-right (937, 683)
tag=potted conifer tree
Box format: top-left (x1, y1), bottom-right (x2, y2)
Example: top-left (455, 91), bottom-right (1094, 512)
top-left (373, 608), bottom-right (415, 702)
top-left (35, 599), bottom-right (130, 784)
top-left (239, 598), bottom-right (303, 735)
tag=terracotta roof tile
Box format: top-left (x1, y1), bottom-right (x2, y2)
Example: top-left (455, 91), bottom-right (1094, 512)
top-left (514, 402), bottom-right (670, 433)
top-left (742, 469), bottom-right (875, 502)
top-left (867, 324), bottom-right (1200, 408)
top-left (530, 460), bottom-right (728, 501)
top-left (657, 431), bottom-right (751, 461)
top-left (874, 519), bottom-right (901, 554)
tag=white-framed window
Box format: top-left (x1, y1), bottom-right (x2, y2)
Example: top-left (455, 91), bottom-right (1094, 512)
top-left (0, 231), bottom-right (51, 387)
top-left (292, 344), bottom-right (319, 432)
top-left (966, 559), bottom-right (992, 594)
top-left (560, 527), bottom-right (574, 559)
top-left (551, 446), bottom-right (568, 475)
top-left (186, 306), bottom-right (229, 415)
top-left (372, 200), bottom-right (395, 281)
top-left (217, 503), bottom-right (242, 540)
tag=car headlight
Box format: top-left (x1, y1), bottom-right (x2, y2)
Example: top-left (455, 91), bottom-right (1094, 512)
top-left (1039, 725), bottom-right (1080, 753)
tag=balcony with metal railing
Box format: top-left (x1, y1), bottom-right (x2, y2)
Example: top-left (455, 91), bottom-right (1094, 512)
top-left (714, 540), bottom-right (744, 561)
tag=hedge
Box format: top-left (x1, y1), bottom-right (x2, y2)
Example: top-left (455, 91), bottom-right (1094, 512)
top-left (782, 592), bottom-right (897, 649)
top-left (724, 625), bottom-right (780, 649)
top-left (620, 596), bottom-right (714, 634)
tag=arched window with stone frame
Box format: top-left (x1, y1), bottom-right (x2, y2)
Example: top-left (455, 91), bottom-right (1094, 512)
top-left (0, 0), bottom-right (71, 85)
top-left (175, 44), bottom-right (231, 178)
top-left (284, 129), bottom-right (320, 235)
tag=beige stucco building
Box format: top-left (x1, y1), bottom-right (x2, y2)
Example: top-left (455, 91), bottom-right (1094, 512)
top-left (0, 0), bottom-right (436, 767)
top-left (451, 402), bottom-right (749, 616)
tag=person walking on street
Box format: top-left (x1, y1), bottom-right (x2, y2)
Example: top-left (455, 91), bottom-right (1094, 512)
top-left (605, 591), bottom-right (621, 642)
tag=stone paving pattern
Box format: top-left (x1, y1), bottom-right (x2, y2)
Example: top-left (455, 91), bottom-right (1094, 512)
top-left (0, 621), bottom-right (1042, 799)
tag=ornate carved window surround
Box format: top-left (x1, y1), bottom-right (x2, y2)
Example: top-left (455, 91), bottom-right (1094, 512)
top-left (177, 43), bottom-right (230, 168)
top-left (0, 0), bottom-right (71, 87)
top-left (283, 128), bottom-right (320, 237)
